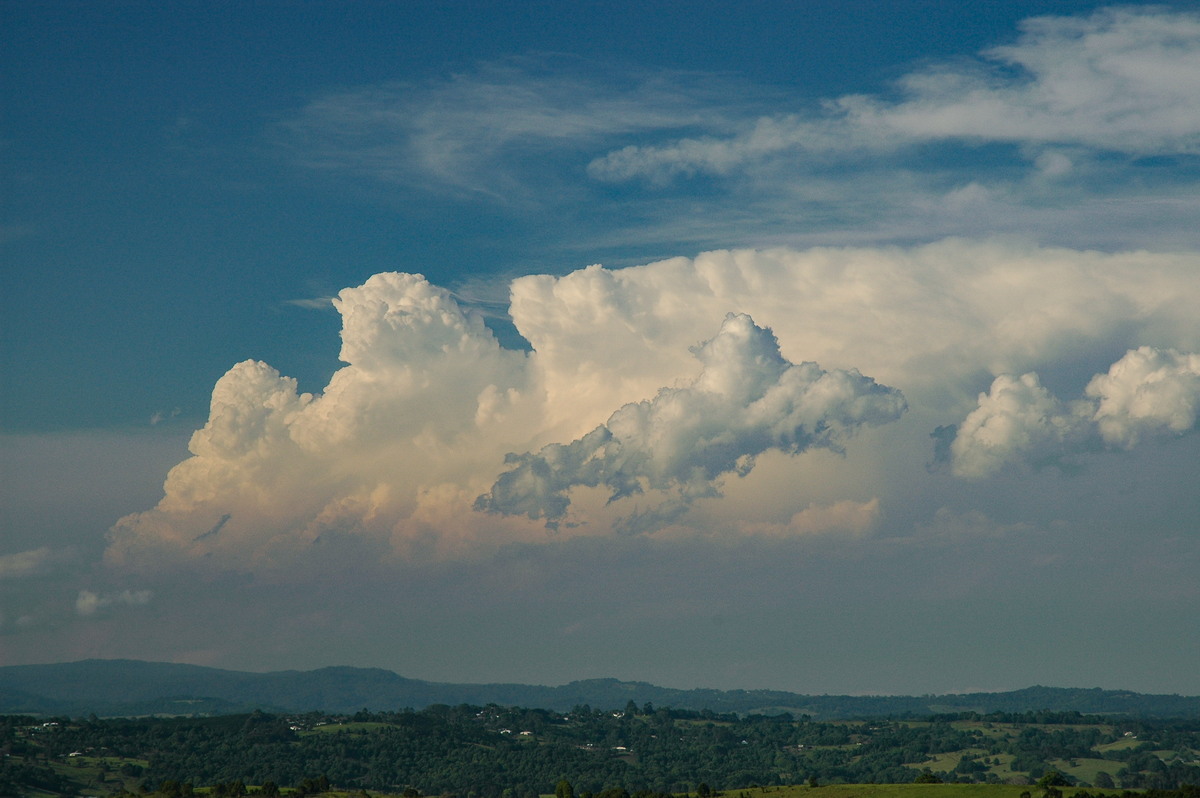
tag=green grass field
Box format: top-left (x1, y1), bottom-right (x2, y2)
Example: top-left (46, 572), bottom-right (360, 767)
top-left (304, 786), bottom-right (1144, 798)
top-left (689, 786), bottom-right (1039, 798)
top-left (301, 721), bottom-right (395, 734)
top-left (1049, 758), bottom-right (1120, 786)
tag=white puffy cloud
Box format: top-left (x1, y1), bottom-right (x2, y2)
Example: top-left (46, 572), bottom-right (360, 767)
top-left (948, 372), bottom-right (1093, 479)
top-left (475, 313), bottom-right (905, 529)
top-left (509, 240), bottom-right (1200, 418)
top-left (949, 346), bottom-right (1200, 478)
top-left (1088, 346), bottom-right (1200, 448)
top-left (109, 272), bottom-right (535, 569)
top-left (108, 241), bottom-right (1200, 571)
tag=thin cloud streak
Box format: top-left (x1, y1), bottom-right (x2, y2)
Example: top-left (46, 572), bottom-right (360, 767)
top-left (590, 7), bottom-right (1200, 182)
top-left (275, 8), bottom-right (1200, 256)
top-left (280, 57), bottom-right (768, 202)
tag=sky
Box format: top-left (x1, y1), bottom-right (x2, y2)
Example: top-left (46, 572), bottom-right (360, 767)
top-left (4, 0), bottom-right (1200, 697)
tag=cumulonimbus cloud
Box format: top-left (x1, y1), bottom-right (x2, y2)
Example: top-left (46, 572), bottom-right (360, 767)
top-left (108, 272), bottom-right (535, 569)
top-left (474, 313), bottom-right (906, 528)
top-left (106, 241), bottom-right (1200, 571)
top-left (947, 346), bottom-right (1200, 478)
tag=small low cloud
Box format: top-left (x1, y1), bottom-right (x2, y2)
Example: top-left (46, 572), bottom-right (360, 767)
top-left (735, 499), bottom-right (882, 539)
top-left (946, 346), bottom-right (1200, 478)
top-left (150, 407), bottom-right (182, 426)
top-left (476, 313), bottom-right (906, 530)
top-left (915, 507), bottom-right (1036, 541)
top-left (0, 547), bottom-right (63, 579)
top-left (285, 296), bottom-right (335, 311)
top-left (75, 589), bottom-right (152, 617)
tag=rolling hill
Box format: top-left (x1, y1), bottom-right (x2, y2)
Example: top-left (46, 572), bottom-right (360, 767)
top-left (3, 659), bottom-right (1199, 718)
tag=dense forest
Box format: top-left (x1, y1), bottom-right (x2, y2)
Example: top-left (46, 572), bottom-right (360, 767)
top-left (4, 704), bottom-right (1200, 797)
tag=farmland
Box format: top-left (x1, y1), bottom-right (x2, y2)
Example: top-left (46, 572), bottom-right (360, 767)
top-left (3, 707), bottom-right (1199, 797)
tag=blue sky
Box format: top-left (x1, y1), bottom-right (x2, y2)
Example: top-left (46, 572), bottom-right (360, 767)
top-left (4, 1), bottom-right (1200, 696)
top-left (2, 0), bottom-right (1121, 430)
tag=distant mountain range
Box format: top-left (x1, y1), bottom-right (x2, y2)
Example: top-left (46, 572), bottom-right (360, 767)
top-left (2, 659), bottom-right (1199, 719)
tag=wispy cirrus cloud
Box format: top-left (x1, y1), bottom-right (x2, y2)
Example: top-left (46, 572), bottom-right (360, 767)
top-left (279, 56), bottom-right (768, 201)
top-left (275, 9), bottom-right (1200, 254)
top-left (589, 7), bottom-right (1200, 183)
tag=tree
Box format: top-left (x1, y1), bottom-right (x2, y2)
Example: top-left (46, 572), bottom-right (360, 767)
top-left (914, 771), bottom-right (943, 784)
top-left (1038, 771), bottom-right (1070, 788)
top-left (557, 780), bottom-right (575, 798)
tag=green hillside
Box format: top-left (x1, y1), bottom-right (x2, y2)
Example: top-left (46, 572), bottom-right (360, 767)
top-left (5, 661), bottom-right (1200, 719)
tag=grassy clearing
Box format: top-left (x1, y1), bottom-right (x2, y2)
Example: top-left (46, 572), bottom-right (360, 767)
top-left (752, 784), bottom-right (1035, 798)
top-left (302, 721), bottom-right (394, 734)
top-left (45, 755), bottom-right (144, 797)
top-left (983, 753), bottom-right (1021, 780)
top-left (537, 787), bottom-right (1050, 798)
top-left (902, 752), bottom-right (966, 772)
top-left (1050, 758), bottom-right (1119, 785)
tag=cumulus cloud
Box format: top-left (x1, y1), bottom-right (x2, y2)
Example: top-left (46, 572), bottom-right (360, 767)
top-left (1088, 346), bottom-right (1200, 448)
top-left (476, 313), bottom-right (905, 529)
top-left (948, 346), bottom-right (1200, 478)
top-left (108, 241), bottom-right (1200, 571)
top-left (590, 7), bottom-right (1200, 183)
top-left (946, 373), bottom-right (1093, 479)
top-left (75, 589), bottom-right (152, 617)
top-left (108, 271), bottom-right (535, 569)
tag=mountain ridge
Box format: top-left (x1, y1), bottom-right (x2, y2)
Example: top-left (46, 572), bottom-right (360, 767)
top-left (3, 659), bottom-right (1198, 719)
